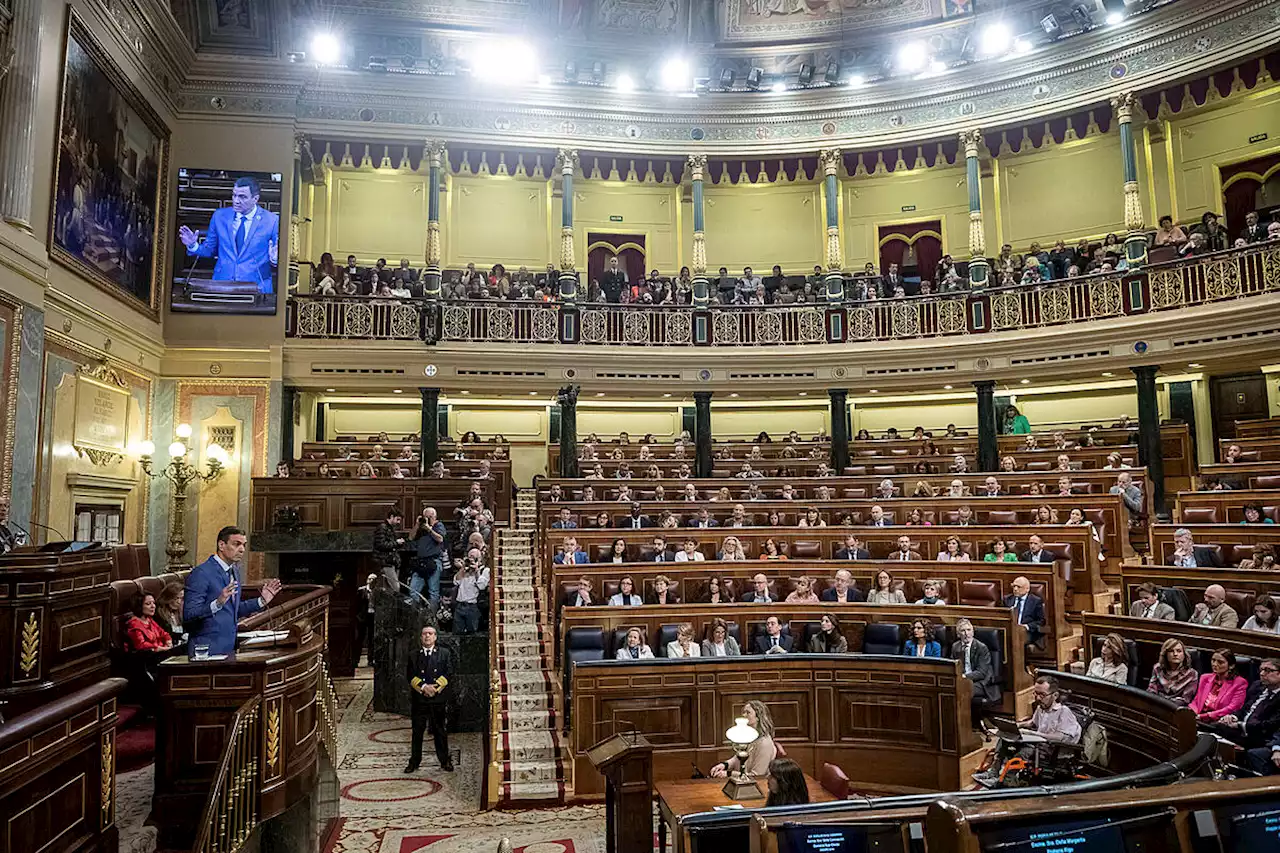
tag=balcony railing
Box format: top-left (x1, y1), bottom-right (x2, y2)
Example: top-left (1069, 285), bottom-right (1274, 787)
top-left (285, 242), bottom-right (1280, 346)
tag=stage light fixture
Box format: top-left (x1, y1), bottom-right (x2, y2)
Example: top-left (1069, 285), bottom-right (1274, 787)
top-left (771, 80), bottom-right (787, 93)
top-left (1071, 3), bottom-right (1095, 29)
top-left (310, 32), bottom-right (341, 65)
top-left (660, 56), bottom-right (691, 91)
top-left (564, 60), bottom-right (579, 82)
top-left (367, 55), bottom-right (388, 72)
top-left (537, 73), bottom-right (552, 87)
top-left (591, 61), bottom-right (605, 81)
top-left (615, 73), bottom-right (636, 92)
top-left (896, 41), bottom-right (927, 73)
top-left (1040, 13), bottom-right (1062, 37)
top-left (719, 68), bottom-right (736, 88)
top-left (798, 63), bottom-right (814, 85)
top-left (823, 61), bottom-right (840, 84)
top-left (473, 38), bottom-right (537, 84)
top-left (979, 23), bottom-right (1011, 55)
top-left (746, 67), bottom-right (764, 90)
top-left (847, 73), bottom-right (865, 87)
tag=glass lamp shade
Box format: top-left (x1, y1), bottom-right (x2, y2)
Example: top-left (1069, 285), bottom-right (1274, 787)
top-left (206, 442), bottom-right (227, 464)
top-left (725, 717), bottom-right (758, 746)
top-left (175, 423), bottom-right (193, 439)
top-left (138, 440), bottom-right (156, 457)
top-left (168, 441), bottom-right (188, 458)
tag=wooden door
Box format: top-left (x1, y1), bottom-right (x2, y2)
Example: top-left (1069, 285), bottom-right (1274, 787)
top-left (1210, 373), bottom-right (1269, 443)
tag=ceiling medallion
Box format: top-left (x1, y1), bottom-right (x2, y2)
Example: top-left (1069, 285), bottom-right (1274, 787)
top-left (494, 116), bottom-right (511, 130)
top-left (209, 362), bottom-right (222, 375)
top-left (960, 102), bottom-right (976, 115)
top-left (698, 369), bottom-right (712, 381)
top-left (821, 121), bottom-right (836, 136)
top-left (1032, 84), bottom-right (1051, 99)
top-left (690, 127), bottom-right (705, 141)
top-left (832, 366), bottom-right (848, 379)
top-left (889, 115), bottom-right (905, 128)
top-left (1109, 63), bottom-right (1129, 80)
top-left (974, 357), bottom-right (990, 371)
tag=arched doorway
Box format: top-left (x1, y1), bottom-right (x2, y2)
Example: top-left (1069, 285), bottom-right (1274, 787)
top-left (877, 220), bottom-right (943, 295)
top-left (586, 233), bottom-right (646, 297)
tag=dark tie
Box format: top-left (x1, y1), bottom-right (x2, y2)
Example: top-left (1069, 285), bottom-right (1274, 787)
top-left (630, 647), bottom-right (638, 659)
top-left (1246, 690), bottom-right (1273, 724)
top-left (1016, 597), bottom-right (1025, 620)
top-left (235, 214), bottom-right (247, 252)
top-left (771, 636), bottom-right (778, 649)
top-left (633, 518), bottom-right (640, 528)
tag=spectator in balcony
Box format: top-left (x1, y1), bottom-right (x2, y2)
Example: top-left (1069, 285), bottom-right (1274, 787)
top-left (313, 252), bottom-right (340, 295)
top-left (1154, 214), bottom-right (1187, 247)
top-left (735, 267), bottom-right (761, 304)
top-left (1047, 240), bottom-right (1074, 279)
top-left (1269, 221), bottom-right (1280, 240)
top-left (1020, 257), bottom-right (1044, 286)
top-left (775, 281), bottom-right (797, 304)
top-left (882, 262), bottom-right (903, 295)
top-left (1194, 211), bottom-right (1229, 252)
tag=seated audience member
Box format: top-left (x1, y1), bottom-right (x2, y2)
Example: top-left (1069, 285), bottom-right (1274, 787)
top-left (867, 505), bottom-right (892, 527)
top-left (615, 627), bottom-right (654, 660)
top-left (937, 536), bottom-right (969, 561)
top-left (904, 618), bottom-right (942, 657)
top-left (274, 461), bottom-right (291, 478)
top-left (552, 508), bottom-right (577, 529)
top-left (721, 536), bottom-right (749, 561)
top-left (618, 501), bottom-right (653, 529)
top-left (1223, 443), bottom-right (1243, 464)
top-left (778, 483), bottom-right (797, 501)
top-left (1243, 503), bottom-right (1276, 525)
top-left (1172, 527), bottom-right (1224, 567)
top-left (1190, 648), bottom-right (1247, 723)
top-left (605, 538), bottom-right (628, 564)
top-left (1129, 582), bottom-right (1175, 619)
top-left (1004, 576), bottom-right (1045, 645)
top-left (426, 460), bottom-right (447, 479)
top-left (1056, 476), bottom-right (1073, 496)
top-left (905, 508), bottom-right (932, 526)
top-left (592, 511), bottom-right (611, 529)
top-left (1020, 535), bottom-right (1057, 564)
top-left (822, 569), bottom-right (865, 603)
top-left (978, 676), bottom-right (1080, 785)
top-left (711, 487), bottom-right (733, 502)
top-left (1244, 596), bottom-right (1280, 634)
top-left (785, 576), bottom-right (819, 603)
top-left (1086, 632), bottom-right (1129, 684)
top-left (710, 701), bottom-right (777, 778)
top-left (1110, 472), bottom-right (1144, 518)
top-left (950, 455), bottom-right (970, 474)
top-left (980, 476), bottom-right (1002, 498)
top-left (615, 485), bottom-right (634, 503)
top-left (651, 535), bottom-right (677, 561)
top-left (876, 479), bottom-right (896, 500)
top-left (1148, 638), bottom-right (1198, 706)
top-left (809, 614), bottom-right (848, 653)
top-left (648, 574), bottom-right (681, 605)
top-left (676, 538), bottom-right (705, 562)
top-left (1240, 544), bottom-right (1277, 571)
top-left (1033, 505), bottom-right (1059, 524)
top-left (999, 456), bottom-right (1018, 473)
top-left (1054, 454), bottom-right (1074, 473)
top-left (736, 463), bottom-right (764, 479)
top-left (1154, 214), bottom-right (1187, 246)
top-left (702, 618), bottom-right (741, 656)
top-left (156, 582), bottom-right (187, 645)
top-left (554, 537), bottom-right (588, 565)
top-left (689, 507), bottom-right (718, 529)
top-left (725, 504), bottom-right (750, 528)
top-left (608, 576), bottom-right (642, 606)
top-left (681, 483), bottom-right (699, 502)
top-left (984, 538), bottom-right (1016, 561)
top-left (889, 534), bottom-right (922, 562)
top-left (667, 622), bottom-right (701, 658)
top-left (911, 477), bottom-right (936, 495)
top-left (741, 572), bottom-right (774, 604)
top-left (1103, 452), bottom-right (1126, 470)
top-left (947, 479), bottom-right (968, 498)
top-left (744, 482), bottom-right (764, 502)
top-left (127, 593), bottom-right (175, 654)
top-left (760, 538), bottom-right (787, 560)
top-left (868, 570), bottom-right (907, 605)
top-left (563, 577), bottom-right (594, 608)
top-left (1191, 584), bottom-right (1240, 628)
top-left (815, 485), bottom-right (833, 501)
top-left (356, 460), bottom-right (378, 478)
top-left (952, 617), bottom-right (998, 726)
top-left (799, 507), bottom-right (826, 527)
top-left (835, 534), bottom-right (870, 561)
top-left (754, 616), bottom-right (793, 654)
top-left (1231, 663), bottom-right (1280, 771)
top-left (915, 579), bottom-right (946, 605)
top-left (765, 758), bottom-right (810, 808)
top-left (955, 504), bottom-right (976, 526)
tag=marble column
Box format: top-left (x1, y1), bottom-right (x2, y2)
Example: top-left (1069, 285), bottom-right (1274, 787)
top-left (1113, 93), bottom-right (1149, 269)
top-left (828, 389), bottom-right (849, 474)
top-left (557, 148), bottom-right (580, 302)
top-left (419, 388), bottom-right (440, 475)
top-left (960, 129), bottom-right (989, 288)
top-left (819, 149), bottom-right (844, 301)
top-left (423, 140), bottom-right (446, 298)
top-left (0, 0), bottom-right (42, 230)
top-left (1132, 366), bottom-right (1166, 518)
top-left (694, 391), bottom-right (713, 478)
top-left (687, 154), bottom-right (710, 308)
top-left (281, 386), bottom-right (297, 465)
top-left (9, 305), bottom-right (44, 532)
top-left (557, 385), bottom-right (579, 478)
top-left (974, 380), bottom-right (998, 472)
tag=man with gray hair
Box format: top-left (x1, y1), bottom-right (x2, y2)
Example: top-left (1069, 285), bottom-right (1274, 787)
top-left (1109, 471), bottom-right (1144, 518)
top-left (1171, 528), bottom-right (1224, 567)
top-left (1191, 584), bottom-right (1239, 629)
top-left (951, 618), bottom-right (998, 728)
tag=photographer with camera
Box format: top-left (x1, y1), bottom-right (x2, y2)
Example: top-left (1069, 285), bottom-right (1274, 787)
top-left (456, 497), bottom-right (493, 546)
top-left (410, 505), bottom-right (447, 607)
top-left (452, 548), bottom-right (490, 634)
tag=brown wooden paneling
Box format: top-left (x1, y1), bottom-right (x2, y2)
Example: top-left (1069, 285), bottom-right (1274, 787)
top-left (1197, 461), bottom-right (1280, 489)
top-left (1175, 489), bottom-right (1280, 524)
top-left (1211, 373), bottom-right (1269, 443)
top-left (1149, 523), bottom-right (1280, 564)
top-left (250, 478), bottom-right (500, 531)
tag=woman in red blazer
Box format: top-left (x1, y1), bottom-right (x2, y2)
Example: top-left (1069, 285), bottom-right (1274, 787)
top-left (126, 593), bottom-right (174, 652)
top-left (1189, 648), bottom-right (1248, 723)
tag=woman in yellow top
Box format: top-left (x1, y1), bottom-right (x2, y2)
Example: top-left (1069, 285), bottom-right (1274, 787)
top-left (709, 701), bottom-right (778, 779)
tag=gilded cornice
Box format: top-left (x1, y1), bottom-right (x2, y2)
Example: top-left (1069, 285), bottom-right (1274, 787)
top-left (173, 0), bottom-right (1280, 155)
top-left (83, 0), bottom-right (193, 114)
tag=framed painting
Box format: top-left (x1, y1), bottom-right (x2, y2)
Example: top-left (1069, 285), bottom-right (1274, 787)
top-left (49, 10), bottom-right (169, 319)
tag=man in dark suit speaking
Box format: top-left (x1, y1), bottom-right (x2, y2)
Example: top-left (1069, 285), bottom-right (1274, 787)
top-left (178, 176), bottom-right (280, 294)
top-left (183, 525), bottom-right (281, 657)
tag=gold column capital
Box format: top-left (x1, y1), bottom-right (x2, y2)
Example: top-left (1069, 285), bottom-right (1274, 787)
top-left (959, 129), bottom-right (983, 159)
top-left (818, 148), bottom-right (841, 178)
top-left (293, 132), bottom-right (306, 157)
top-left (686, 154), bottom-right (707, 182)
top-left (557, 148), bottom-right (579, 176)
top-left (425, 139), bottom-right (447, 168)
top-left (1110, 92), bottom-right (1136, 124)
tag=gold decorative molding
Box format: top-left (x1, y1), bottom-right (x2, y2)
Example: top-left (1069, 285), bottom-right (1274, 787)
top-left (691, 230), bottom-right (707, 276)
top-left (19, 612), bottom-right (39, 675)
top-left (2, 302), bottom-right (21, 504)
top-left (559, 226), bottom-right (576, 272)
top-left (826, 225), bottom-right (842, 272)
top-left (426, 220), bottom-right (441, 267)
top-left (100, 731), bottom-right (115, 828)
top-left (960, 129), bottom-right (983, 160)
top-left (266, 702), bottom-right (281, 772)
top-left (818, 148), bottom-right (841, 178)
top-left (1111, 92), bottom-right (1137, 124)
top-left (969, 209), bottom-right (986, 258)
top-left (1123, 180), bottom-right (1146, 231)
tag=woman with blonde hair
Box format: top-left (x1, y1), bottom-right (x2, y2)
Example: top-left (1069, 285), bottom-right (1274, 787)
top-left (1147, 638), bottom-right (1197, 706)
top-left (720, 536), bottom-right (748, 561)
top-left (912, 480), bottom-right (936, 498)
top-left (709, 700), bottom-right (777, 779)
top-left (784, 576), bottom-right (818, 603)
top-left (1086, 632), bottom-right (1129, 684)
top-left (615, 627), bottom-right (654, 660)
top-left (356, 460), bottom-right (378, 478)
top-left (667, 623), bottom-right (701, 658)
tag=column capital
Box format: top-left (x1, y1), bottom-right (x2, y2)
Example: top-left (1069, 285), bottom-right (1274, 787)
top-left (972, 379), bottom-right (996, 392)
top-left (818, 148), bottom-right (842, 178)
top-left (557, 148), bottom-right (579, 176)
top-left (1110, 92), bottom-right (1137, 124)
top-left (693, 390), bottom-right (714, 403)
top-left (686, 154), bottom-right (707, 182)
top-left (1130, 364), bottom-right (1160, 380)
top-left (419, 386), bottom-right (441, 397)
top-left (293, 132), bottom-right (307, 157)
top-left (425, 139), bottom-right (447, 168)
top-left (960, 129), bottom-right (983, 159)
top-left (827, 387), bottom-right (848, 400)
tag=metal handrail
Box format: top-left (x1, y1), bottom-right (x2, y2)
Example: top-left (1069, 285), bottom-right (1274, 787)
top-left (316, 659), bottom-right (339, 764)
top-left (192, 695), bottom-right (262, 853)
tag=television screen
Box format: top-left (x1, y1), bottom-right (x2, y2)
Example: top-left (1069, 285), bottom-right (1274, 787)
top-left (170, 168), bottom-right (283, 314)
top-left (1219, 804), bottom-right (1280, 851)
top-left (777, 822), bottom-right (903, 853)
top-left (980, 812), bottom-right (1175, 853)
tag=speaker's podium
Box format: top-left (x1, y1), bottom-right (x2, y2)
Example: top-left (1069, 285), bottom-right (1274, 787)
top-left (587, 731), bottom-right (653, 853)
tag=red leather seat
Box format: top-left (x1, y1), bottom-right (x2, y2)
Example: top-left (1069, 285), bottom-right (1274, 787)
top-left (985, 510), bottom-right (1020, 525)
top-left (1181, 507), bottom-right (1220, 524)
top-left (842, 488), bottom-right (867, 498)
top-left (819, 762), bottom-right (849, 799)
top-left (1225, 589), bottom-right (1257, 622)
top-left (1256, 476), bottom-right (1280, 489)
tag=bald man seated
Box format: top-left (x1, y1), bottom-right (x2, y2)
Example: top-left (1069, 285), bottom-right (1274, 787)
top-left (1191, 584), bottom-right (1240, 629)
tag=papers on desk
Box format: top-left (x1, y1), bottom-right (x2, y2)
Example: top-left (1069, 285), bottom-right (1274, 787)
top-left (237, 630), bottom-right (290, 648)
top-left (1016, 732), bottom-right (1047, 743)
top-left (713, 805), bottom-right (745, 811)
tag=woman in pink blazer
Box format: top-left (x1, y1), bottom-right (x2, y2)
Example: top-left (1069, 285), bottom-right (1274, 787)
top-left (1189, 648), bottom-right (1248, 723)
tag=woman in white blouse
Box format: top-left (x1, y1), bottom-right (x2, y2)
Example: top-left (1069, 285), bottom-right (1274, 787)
top-left (700, 618), bottom-right (741, 656)
top-left (615, 627), bottom-right (654, 660)
top-left (1243, 597), bottom-right (1280, 634)
top-left (1085, 633), bottom-right (1129, 684)
top-left (675, 538), bottom-right (705, 562)
top-left (936, 536), bottom-right (970, 561)
top-left (720, 536), bottom-right (748, 561)
top-left (667, 622), bottom-right (702, 658)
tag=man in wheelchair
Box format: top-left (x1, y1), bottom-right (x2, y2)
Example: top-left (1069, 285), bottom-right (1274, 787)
top-left (974, 674), bottom-right (1086, 788)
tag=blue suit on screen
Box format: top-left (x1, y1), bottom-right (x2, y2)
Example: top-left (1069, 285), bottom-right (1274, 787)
top-left (183, 555), bottom-right (262, 656)
top-left (186, 205), bottom-right (280, 293)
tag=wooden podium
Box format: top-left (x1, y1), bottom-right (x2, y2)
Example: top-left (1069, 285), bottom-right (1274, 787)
top-left (587, 731), bottom-right (653, 853)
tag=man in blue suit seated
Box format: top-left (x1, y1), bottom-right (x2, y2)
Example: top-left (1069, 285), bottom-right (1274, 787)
top-left (178, 176), bottom-right (280, 294)
top-left (183, 525), bottom-right (282, 657)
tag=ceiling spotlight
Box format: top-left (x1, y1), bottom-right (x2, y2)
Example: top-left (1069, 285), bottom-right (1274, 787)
top-left (729, 393), bottom-right (740, 398)
top-left (310, 32), bottom-right (341, 65)
top-left (980, 23), bottom-right (1011, 56)
top-left (771, 80), bottom-right (787, 93)
top-left (660, 56), bottom-right (691, 91)
top-left (1040, 13), bottom-right (1062, 38)
top-left (663, 393), bottom-right (672, 398)
top-left (1101, 372), bottom-right (1114, 377)
top-left (1020, 379), bottom-right (1031, 384)
top-left (325, 388), bottom-right (336, 393)
top-left (1071, 4), bottom-right (1095, 29)
top-left (473, 38), bottom-right (537, 84)
top-left (564, 60), bottom-right (579, 82)
top-left (746, 67), bottom-right (764, 90)
top-left (847, 73), bottom-right (865, 87)
top-left (823, 61), bottom-right (840, 84)
top-left (1105, 10), bottom-right (1123, 25)
top-left (287, 50), bottom-right (307, 63)
top-left (896, 42), bottom-right (927, 74)
top-left (591, 61), bottom-right (606, 82)
top-left (869, 389), bottom-right (879, 394)
top-left (719, 68), bottom-right (735, 88)
top-left (1013, 37), bottom-right (1033, 54)
top-left (615, 73), bottom-right (635, 92)
top-left (798, 391), bottom-right (807, 396)
top-left (798, 63), bottom-right (814, 85)
top-left (1188, 363), bottom-right (1203, 369)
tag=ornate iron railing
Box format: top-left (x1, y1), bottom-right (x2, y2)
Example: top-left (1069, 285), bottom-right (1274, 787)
top-left (193, 696), bottom-right (261, 853)
top-left (285, 242), bottom-right (1280, 346)
top-left (316, 659), bottom-right (339, 764)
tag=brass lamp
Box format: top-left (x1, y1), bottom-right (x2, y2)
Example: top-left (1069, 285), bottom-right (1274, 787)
top-left (138, 422), bottom-right (228, 568)
top-left (722, 716), bottom-right (762, 799)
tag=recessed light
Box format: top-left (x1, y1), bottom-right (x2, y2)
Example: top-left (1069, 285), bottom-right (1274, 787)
top-left (528, 391), bottom-right (538, 395)
top-left (869, 389), bottom-right (879, 394)
top-left (460, 390), bottom-right (470, 395)
top-left (1101, 372), bottom-right (1113, 377)
top-left (325, 388), bottom-right (335, 392)
top-left (596, 392), bottom-right (605, 397)
top-left (798, 392), bottom-right (807, 396)
top-left (1020, 379), bottom-right (1030, 385)
top-left (663, 393), bottom-right (672, 398)
top-left (943, 384), bottom-right (953, 390)
top-left (729, 393), bottom-right (739, 398)
top-left (1188, 363), bottom-right (1203, 369)
top-left (392, 389), bottom-right (402, 393)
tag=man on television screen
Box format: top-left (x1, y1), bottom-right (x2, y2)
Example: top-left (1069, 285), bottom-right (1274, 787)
top-left (178, 176), bottom-right (279, 293)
